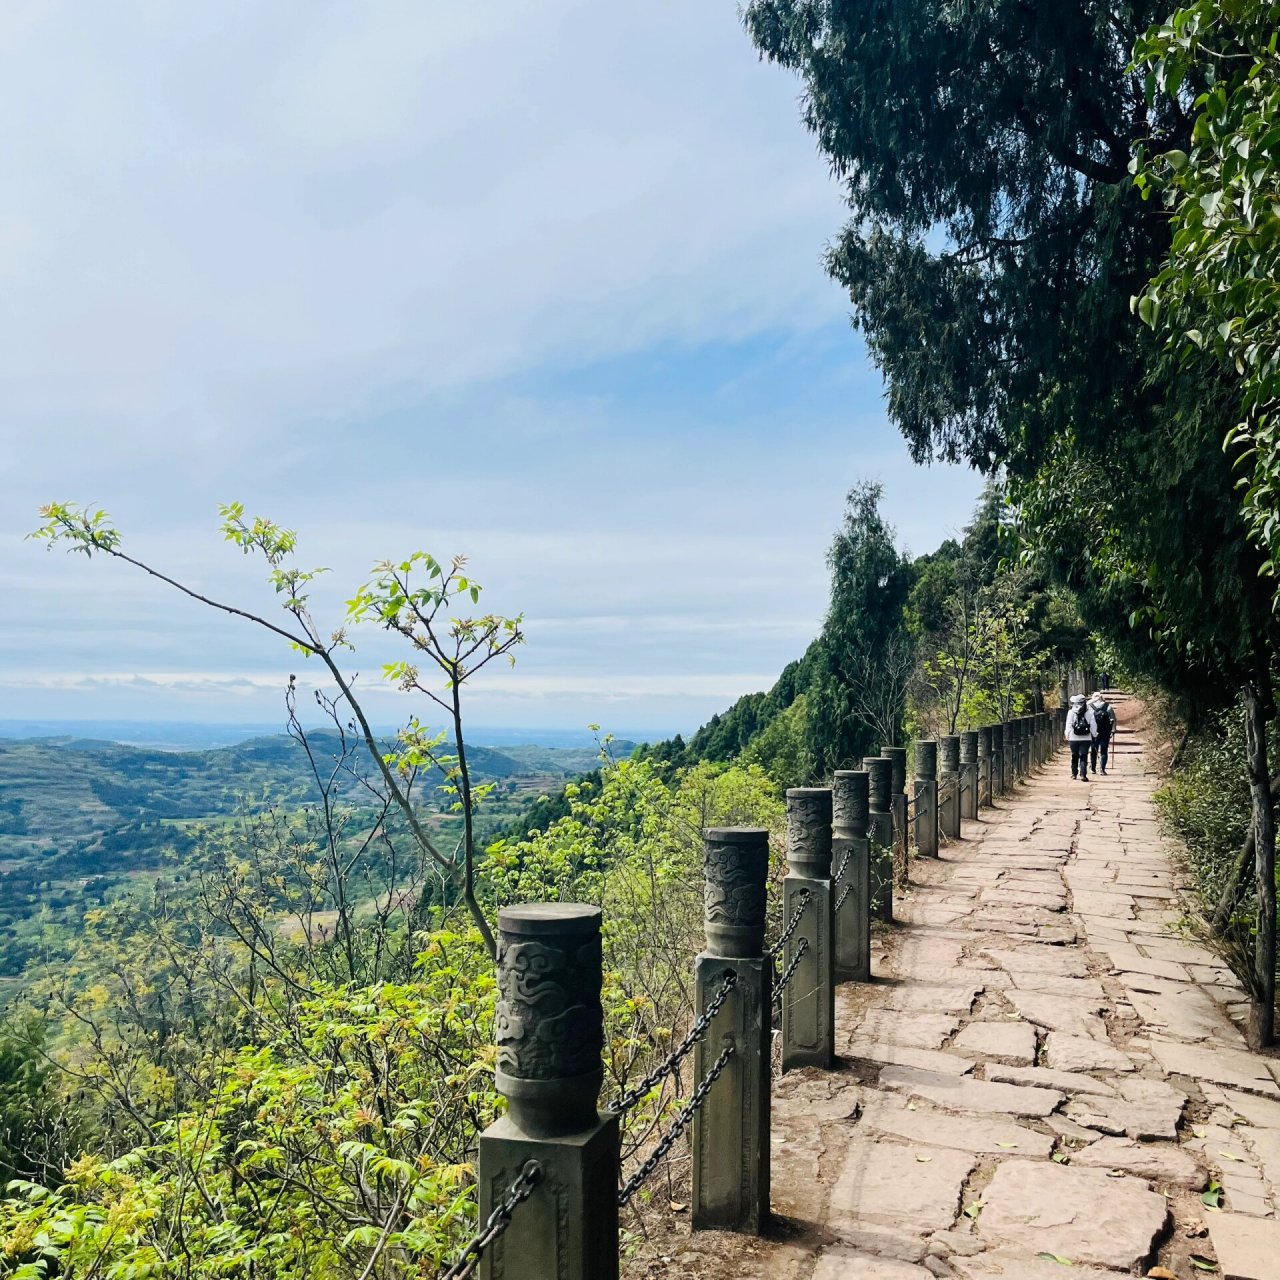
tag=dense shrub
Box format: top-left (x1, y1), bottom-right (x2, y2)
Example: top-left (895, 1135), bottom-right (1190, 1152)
top-left (1154, 706), bottom-right (1252, 912)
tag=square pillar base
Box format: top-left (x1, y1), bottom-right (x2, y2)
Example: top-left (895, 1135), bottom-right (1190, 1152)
top-left (692, 954), bottom-right (770, 1234)
top-left (833, 835), bottom-right (871, 982)
top-left (781, 875), bottom-right (834, 1071)
top-left (914, 780), bottom-right (938, 857)
top-left (479, 1112), bottom-right (619, 1280)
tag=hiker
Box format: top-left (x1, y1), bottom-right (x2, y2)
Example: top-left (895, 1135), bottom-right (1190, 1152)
top-left (1089, 691), bottom-right (1115, 776)
top-left (1064, 692), bottom-right (1097, 781)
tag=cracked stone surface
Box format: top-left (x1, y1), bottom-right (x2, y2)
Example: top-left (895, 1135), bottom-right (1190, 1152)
top-left (1068, 1134), bottom-right (1206, 1187)
top-left (828, 1142), bottom-right (976, 1234)
top-left (628, 694), bottom-right (1280, 1280)
top-left (948, 1020), bottom-right (1037, 1064)
top-left (976, 1160), bottom-right (1168, 1269)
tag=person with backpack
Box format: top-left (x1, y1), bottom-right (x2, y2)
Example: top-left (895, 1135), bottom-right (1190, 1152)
top-left (1089, 692), bottom-right (1115, 776)
top-left (1064, 692), bottom-right (1097, 781)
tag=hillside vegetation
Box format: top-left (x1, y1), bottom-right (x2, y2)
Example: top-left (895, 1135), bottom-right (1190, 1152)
top-left (0, 733), bottom-right (622, 977)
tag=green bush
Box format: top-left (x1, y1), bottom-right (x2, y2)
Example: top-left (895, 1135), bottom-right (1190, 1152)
top-left (1153, 707), bottom-right (1252, 912)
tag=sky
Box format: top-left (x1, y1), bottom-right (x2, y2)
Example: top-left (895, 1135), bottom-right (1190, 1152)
top-left (0, 1), bottom-right (984, 740)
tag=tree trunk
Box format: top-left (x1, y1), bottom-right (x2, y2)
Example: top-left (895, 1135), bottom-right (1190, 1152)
top-left (1212, 827), bottom-right (1256, 936)
top-left (1209, 764), bottom-right (1280, 936)
top-left (1243, 670), bottom-right (1276, 1048)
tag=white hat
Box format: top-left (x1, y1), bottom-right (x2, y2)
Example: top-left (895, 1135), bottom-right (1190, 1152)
top-left (1070, 693), bottom-right (1086, 704)
top-left (1090, 691), bottom-right (1102, 700)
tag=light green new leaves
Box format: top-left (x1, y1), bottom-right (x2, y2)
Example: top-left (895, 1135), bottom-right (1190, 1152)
top-left (1135, 2), bottom-right (1280, 595)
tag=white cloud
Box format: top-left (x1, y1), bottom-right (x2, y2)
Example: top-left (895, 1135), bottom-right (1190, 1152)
top-left (0, 4), bottom-right (988, 733)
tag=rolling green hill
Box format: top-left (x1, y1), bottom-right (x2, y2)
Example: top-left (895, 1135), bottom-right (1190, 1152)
top-left (0, 733), bottom-right (624, 977)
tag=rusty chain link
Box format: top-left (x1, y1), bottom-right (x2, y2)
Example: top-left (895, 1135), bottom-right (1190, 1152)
top-left (437, 1159), bottom-right (542, 1280)
top-left (617, 1043), bottom-right (735, 1208)
top-left (607, 968), bottom-right (737, 1115)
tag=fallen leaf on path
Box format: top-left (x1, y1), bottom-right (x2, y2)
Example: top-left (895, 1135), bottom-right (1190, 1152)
top-left (668, 1201), bottom-right (686, 1213)
top-left (915, 1155), bottom-right (932, 1163)
top-left (1146, 1268), bottom-right (1178, 1279)
top-left (1189, 1255), bottom-right (1218, 1272)
top-left (995, 1141), bottom-right (1017, 1148)
top-left (1036, 1253), bottom-right (1074, 1266)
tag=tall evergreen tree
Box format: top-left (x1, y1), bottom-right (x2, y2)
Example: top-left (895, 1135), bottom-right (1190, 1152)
top-left (806, 482), bottom-right (913, 774)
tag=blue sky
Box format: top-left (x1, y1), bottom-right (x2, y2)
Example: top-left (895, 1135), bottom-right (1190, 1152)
top-left (1, 2), bottom-right (983, 738)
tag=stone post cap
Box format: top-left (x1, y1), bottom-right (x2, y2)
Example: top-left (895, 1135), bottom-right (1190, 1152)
top-left (863, 756), bottom-right (892, 811)
top-left (498, 902), bottom-right (603, 937)
top-left (880, 746), bottom-right (908, 793)
top-left (832, 770), bottom-right (869, 833)
top-left (702, 829), bottom-right (769, 957)
top-left (703, 826), bottom-right (770, 844)
top-left (976, 726), bottom-right (992, 755)
top-left (940, 735), bottom-right (961, 771)
top-left (960, 731), bottom-right (978, 763)
top-left (786, 787), bottom-right (833, 877)
top-left (495, 902), bottom-right (605, 1138)
top-left (915, 739), bottom-right (938, 779)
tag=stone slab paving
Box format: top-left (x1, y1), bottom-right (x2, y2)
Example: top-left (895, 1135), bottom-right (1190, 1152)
top-left (773, 693), bottom-right (1280, 1280)
top-left (636, 697), bottom-right (1280, 1279)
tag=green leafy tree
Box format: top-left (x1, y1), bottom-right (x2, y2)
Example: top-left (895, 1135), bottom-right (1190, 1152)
top-left (1135, 2), bottom-right (1280, 586)
top-left (31, 503), bottom-right (523, 957)
top-left (744, 0), bottom-right (1280, 1045)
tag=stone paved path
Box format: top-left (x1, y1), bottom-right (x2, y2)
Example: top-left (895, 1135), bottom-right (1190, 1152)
top-left (683, 694), bottom-right (1280, 1280)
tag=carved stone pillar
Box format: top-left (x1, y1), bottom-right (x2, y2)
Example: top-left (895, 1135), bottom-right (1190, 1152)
top-left (863, 758), bottom-right (894, 921)
top-left (1002, 720), bottom-right (1017, 788)
top-left (914, 739), bottom-right (939, 858)
top-left (781, 788), bottom-right (834, 1071)
top-left (959, 730), bottom-right (979, 822)
top-left (881, 745), bottom-right (909, 886)
top-left (692, 828), bottom-right (770, 1233)
top-left (939, 734), bottom-right (962, 840)
top-left (479, 903), bottom-right (618, 1280)
top-left (977, 726), bottom-right (993, 808)
top-left (832, 770), bottom-right (870, 982)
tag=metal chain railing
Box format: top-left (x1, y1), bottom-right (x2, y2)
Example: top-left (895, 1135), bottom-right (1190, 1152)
top-left (766, 889), bottom-right (811, 959)
top-left (617, 1043), bottom-right (736, 1208)
top-left (833, 841), bottom-right (855, 884)
top-left (771, 935), bottom-right (809, 1011)
top-left (607, 969), bottom-right (737, 1115)
top-left (438, 1159), bottom-right (543, 1280)
top-left (834, 879), bottom-right (852, 912)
